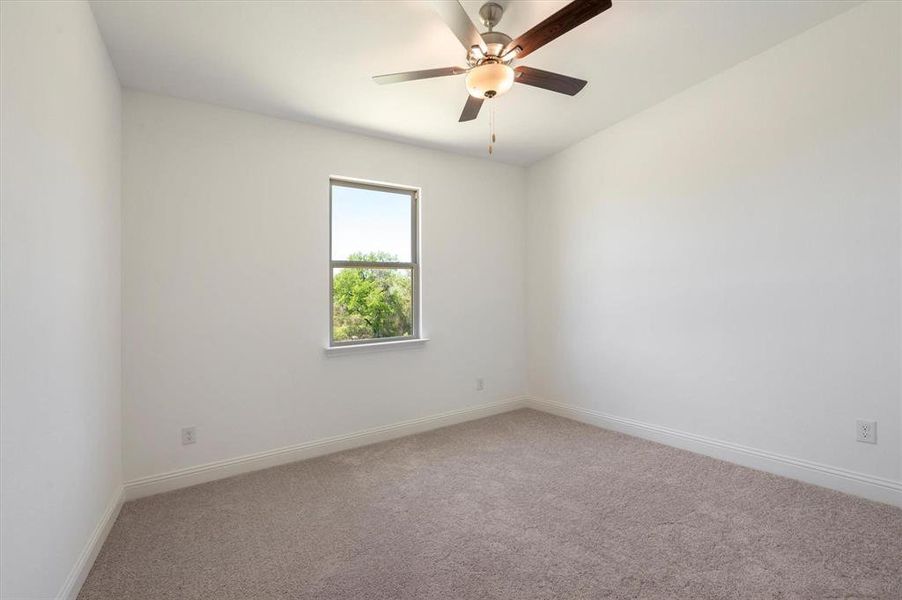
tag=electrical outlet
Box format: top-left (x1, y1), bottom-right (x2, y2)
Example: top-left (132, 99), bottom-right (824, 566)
top-left (856, 420), bottom-right (876, 444)
top-left (181, 426), bottom-right (197, 445)
top-left (476, 377), bottom-right (485, 391)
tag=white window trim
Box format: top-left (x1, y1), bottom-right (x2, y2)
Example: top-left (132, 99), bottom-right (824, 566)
top-left (324, 337), bottom-right (429, 356)
top-left (328, 176), bottom-right (422, 349)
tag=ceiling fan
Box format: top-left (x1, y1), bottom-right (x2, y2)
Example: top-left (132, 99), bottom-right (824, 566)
top-left (373, 0), bottom-right (612, 122)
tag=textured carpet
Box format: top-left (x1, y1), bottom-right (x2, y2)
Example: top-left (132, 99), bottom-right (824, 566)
top-left (79, 409), bottom-right (902, 599)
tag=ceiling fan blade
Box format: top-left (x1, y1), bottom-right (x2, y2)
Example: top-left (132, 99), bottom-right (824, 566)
top-left (514, 66), bottom-right (587, 96)
top-left (430, 0), bottom-right (487, 54)
top-left (504, 0), bottom-right (612, 59)
top-left (459, 95), bottom-right (483, 122)
top-left (373, 66), bottom-right (468, 85)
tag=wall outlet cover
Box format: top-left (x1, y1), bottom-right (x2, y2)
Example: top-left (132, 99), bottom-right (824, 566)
top-left (181, 426), bottom-right (197, 445)
top-left (855, 419), bottom-right (876, 444)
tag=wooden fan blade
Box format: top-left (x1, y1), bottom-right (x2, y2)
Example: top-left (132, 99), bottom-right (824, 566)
top-left (373, 66), bottom-right (468, 85)
top-left (430, 0), bottom-right (487, 53)
top-left (504, 0), bottom-right (611, 59)
top-left (459, 95), bottom-right (483, 122)
top-left (514, 66), bottom-right (587, 96)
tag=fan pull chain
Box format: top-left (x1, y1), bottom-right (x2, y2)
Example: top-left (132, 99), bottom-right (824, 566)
top-left (488, 105), bottom-right (496, 155)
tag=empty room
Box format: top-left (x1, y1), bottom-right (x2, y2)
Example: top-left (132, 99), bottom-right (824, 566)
top-left (2, 0), bottom-right (901, 598)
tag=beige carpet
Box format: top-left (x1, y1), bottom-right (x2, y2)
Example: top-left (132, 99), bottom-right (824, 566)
top-left (79, 409), bottom-right (902, 599)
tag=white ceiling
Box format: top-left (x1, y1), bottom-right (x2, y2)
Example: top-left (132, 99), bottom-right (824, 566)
top-left (90, 0), bottom-right (859, 165)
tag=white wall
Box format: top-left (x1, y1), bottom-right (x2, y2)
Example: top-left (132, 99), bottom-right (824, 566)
top-left (3, 6), bottom-right (897, 595)
top-left (527, 2), bottom-right (901, 483)
top-left (122, 91), bottom-right (527, 481)
top-left (0, 2), bottom-right (122, 598)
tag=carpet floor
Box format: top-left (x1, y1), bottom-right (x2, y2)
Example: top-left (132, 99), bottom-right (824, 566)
top-left (79, 409), bottom-right (902, 599)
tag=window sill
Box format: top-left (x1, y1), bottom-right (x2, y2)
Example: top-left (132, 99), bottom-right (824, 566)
top-left (324, 338), bottom-right (429, 356)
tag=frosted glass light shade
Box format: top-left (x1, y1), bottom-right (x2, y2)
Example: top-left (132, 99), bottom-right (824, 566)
top-left (466, 63), bottom-right (514, 99)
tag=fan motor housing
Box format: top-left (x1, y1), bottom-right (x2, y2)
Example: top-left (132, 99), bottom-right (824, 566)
top-left (482, 31), bottom-right (512, 55)
top-left (469, 31), bottom-right (513, 66)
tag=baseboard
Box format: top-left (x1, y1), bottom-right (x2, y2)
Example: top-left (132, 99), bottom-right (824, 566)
top-left (124, 396), bottom-right (528, 501)
top-left (123, 395), bottom-right (901, 506)
top-left (57, 485), bottom-right (124, 600)
top-left (526, 398), bottom-right (902, 508)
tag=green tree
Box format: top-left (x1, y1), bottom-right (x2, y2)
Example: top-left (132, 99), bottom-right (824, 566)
top-left (332, 252), bottom-right (412, 341)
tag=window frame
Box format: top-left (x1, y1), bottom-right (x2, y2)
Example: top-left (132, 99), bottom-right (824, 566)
top-left (328, 177), bottom-right (420, 348)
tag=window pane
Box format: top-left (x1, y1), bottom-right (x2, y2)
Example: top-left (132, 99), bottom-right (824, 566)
top-left (332, 267), bottom-right (413, 342)
top-left (331, 184), bottom-right (412, 263)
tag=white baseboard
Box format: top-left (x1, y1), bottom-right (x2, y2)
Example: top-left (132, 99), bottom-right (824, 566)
top-left (57, 485), bottom-right (124, 600)
top-left (124, 396), bottom-right (528, 501)
top-left (123, 394), bottom-right (901, 506)
top-left (526, 398), bottom-right (902, 508)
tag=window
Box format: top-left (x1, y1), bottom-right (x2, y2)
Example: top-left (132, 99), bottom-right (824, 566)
top-left (330, 178), bottom-right (419, 346)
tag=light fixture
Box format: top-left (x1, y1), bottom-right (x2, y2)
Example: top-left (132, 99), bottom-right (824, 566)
top-left (465, 62), bottom-right (514, 99)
